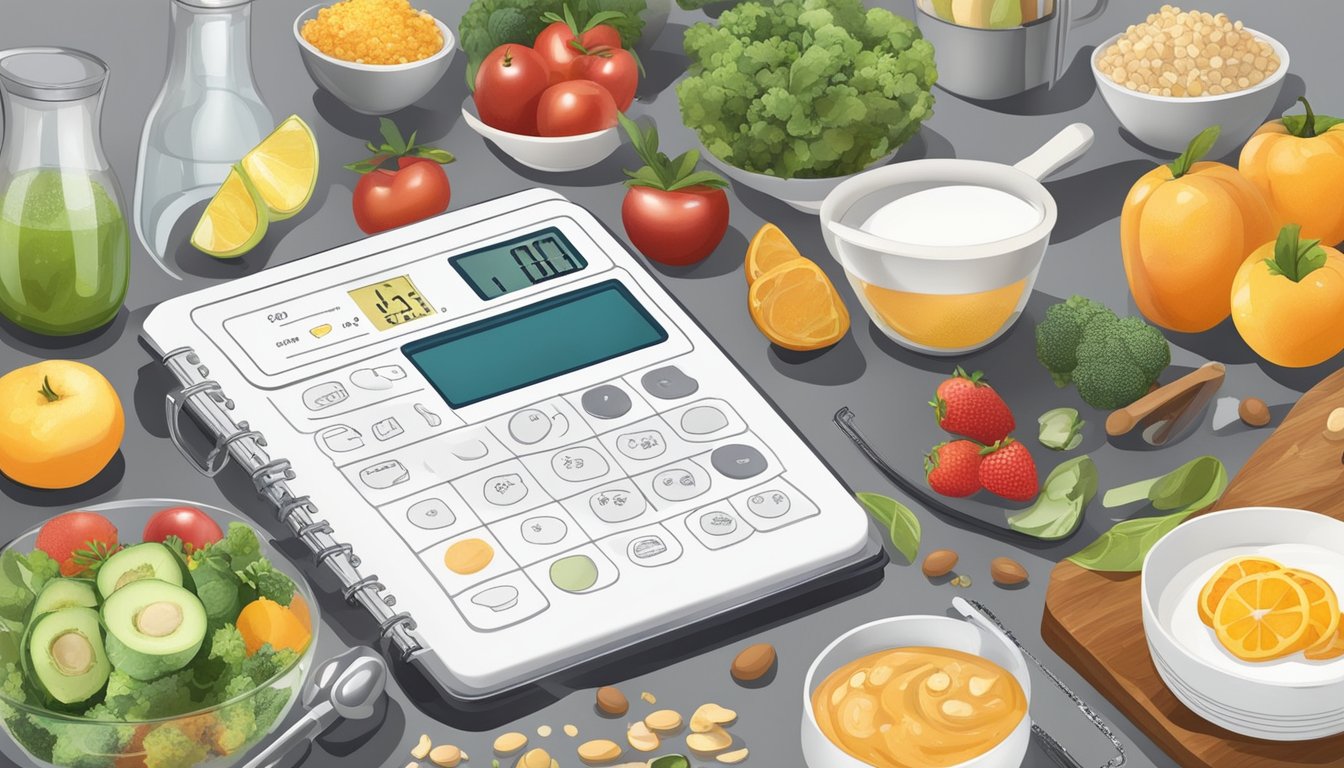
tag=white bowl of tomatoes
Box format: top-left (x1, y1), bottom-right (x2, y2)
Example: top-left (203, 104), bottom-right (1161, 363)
top-left (465, 14), bottom-right (638, 172)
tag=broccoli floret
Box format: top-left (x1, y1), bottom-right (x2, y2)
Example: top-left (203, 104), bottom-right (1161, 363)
top-left (1035, 295), bottom-right (1113, 386)
top-left (5, 713), bottom-right (55, 762)
top-left (1073, 316), bottom-right (1172, 410)
top-left (49, 714), bottom-right (134, 768)
top-left (486, 7), bottom-right (529, 46)
top-left (250, 685), bottom-right (294, 734)
top-left (0, 661), bottom-right (26, 717)
top-left (209, 624), bottom-right (248, 670)
top-left (214, 523), bottom-right (262, 571)
top-left (141, 724), bottom-right (208, 768)
top-left (103, 669), bottom-right (197, 720)
top-left (238, 558), bottom-right (296, 607)
top-left (211, 677), bottom-right (258, 756)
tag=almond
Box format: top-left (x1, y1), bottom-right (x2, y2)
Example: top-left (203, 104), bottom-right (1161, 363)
top-left (922, 549), bottom-right (959, 578)
top-left (596, 686), bottom-right (629, 716)
top-left (577, 739), bottom-right (623, 764)
top-left (990, 556), bottom-right (1029, 586)
top-left (731, 642), bottom-right (777, 682)
top-left (643, 709), bottom-right (683, 732)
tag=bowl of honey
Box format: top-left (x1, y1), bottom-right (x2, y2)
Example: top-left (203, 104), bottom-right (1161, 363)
top-left (802, 615), bottom-right (1031, 768)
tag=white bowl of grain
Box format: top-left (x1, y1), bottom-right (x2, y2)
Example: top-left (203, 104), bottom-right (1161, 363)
top-left (1092, 11), bottom-right (1288, 158)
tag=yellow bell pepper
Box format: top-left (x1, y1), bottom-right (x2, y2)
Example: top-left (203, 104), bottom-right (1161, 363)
top-left (1231, 224), bottom-right (1344, 368)
top-left (1240, 97), bottom-right (1344, 247)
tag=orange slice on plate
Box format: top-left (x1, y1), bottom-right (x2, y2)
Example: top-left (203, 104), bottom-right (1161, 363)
top-left (748, 260), bottom-right (851, 352)
top-left (1306, 621), bottom-right (1344, 661)
top-left (745, 223), bottom-right (806, 286)
top-left (1284, 569), bottom-right (1341, 653)
top-left (1198, 556), bottom-right (1282, 627)
top-left (1212, 571), bottom-right (1311, 662)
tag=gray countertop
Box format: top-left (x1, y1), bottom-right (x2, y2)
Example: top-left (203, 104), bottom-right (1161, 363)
top-left (2, 0), bottom-right (1338, 766)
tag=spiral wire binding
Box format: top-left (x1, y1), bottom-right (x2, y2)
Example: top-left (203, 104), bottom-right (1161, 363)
top-left (160, 347), bottom-right (422, 660)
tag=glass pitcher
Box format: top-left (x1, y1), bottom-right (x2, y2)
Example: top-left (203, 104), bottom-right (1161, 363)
top-left (134, 0), bottom-right (272, 278)
top-left (0, 48), bottom-right (130, 337)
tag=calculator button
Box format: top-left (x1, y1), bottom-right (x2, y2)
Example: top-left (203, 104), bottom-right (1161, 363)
top-left (535, 546), bottom-right (620, 595)
top-left (550, 554), bottom-right (599, 592)
top-left (746, 489), bottom-right (790, 518)
top-left (626, 532), bottom-right (681, 567)
top-left (615, 429), bottom-right (666, 461)
top-left (588, 485), bottom-right (648, 524)
top-left (711, 444), bottom-right (768, 480)
top-left (456, 572), bottom-right (549, 631)
top-left (372, 417), bottom-right (404, 442)
top-left (303, 381), bottom-right (348, 411)
top-left (359, 460), bottom-right (409, 490)
top-left (317, 425), bottom-right (363, 453)
top-left (407, 498), bottom-right (456, 530)
top-left (520, 515), bottom-right (568, 545)
top-left (444, 537), bottom-right (495, 575)
top-left (582, 385), bottom-right (632, 419)
top-left (700, 509), bottom-right (738, 536)
top-left (350, 365), bottom-right (406, 391)
top-left (509, 408), bottom-right (552, 445)
top-left (551, 445), bottom-right (609, 482)
top-left (471, 584), bottom-right (519, 612)
top-left (683, 505), bottom-right (754, 550)
top-left (450, 438), bottom-right (491, 461)
top-left (422, 530), bottom-right (518, 596)
top-left (681, 405), bottom-right (729, 436)
top-left (483, 472), bottom-right (530, 507)
top-left (650, 464), bottom-right (711, 503)
top-left (732, 480), bottom-right (819, 531)
top-left (415, 403), bottom-right (442, 427)
top-left (640, 366), bottom-right (699, 400)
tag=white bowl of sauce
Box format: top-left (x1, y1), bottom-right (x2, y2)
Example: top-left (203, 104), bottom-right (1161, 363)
top-left (802, 614), bottom-right (1032, 768)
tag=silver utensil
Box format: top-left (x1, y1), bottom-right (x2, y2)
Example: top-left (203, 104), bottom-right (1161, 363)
top-left (242, 646), bottom-right (389, 768)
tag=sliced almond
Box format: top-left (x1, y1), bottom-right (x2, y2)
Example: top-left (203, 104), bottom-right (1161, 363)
top-left (428, 744), bottom-right (463, 768)
top-left (537, 725), bottom-right (552, 738)
top-left (848, 671), bottom-right (867, 689)
top-left (577, 738), bottom-right (623, 764)
top-left (411, 735), bottom-right (432, 760)
top-left (627, 721), bottom-right (659, 752)
top-left (968, 676), bottom-right (995, 697)
top-left (690, 703), bottom-right (737, 732)
top-left (867, 665), bottom-right (893, 686)
top-left (494, 731), bottom-right (528, 755)
top-left (643, 709), bottom-right (683, 732)
top-left (640, 691), bottom-right (657, 705)
top-left (718, 748), bottom-right (750, 764)
top-left (925, 671), bottom-right (951, 692)
top-left (564, 724), bottom-right (580, 738)
top-left (942, 699), bottom-right (974, 717)
top-left (686, 724), bottom-right (734, 754)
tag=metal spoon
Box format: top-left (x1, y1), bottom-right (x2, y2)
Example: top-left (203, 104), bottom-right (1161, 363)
top-left (242, 646), bottom-right (389, 768)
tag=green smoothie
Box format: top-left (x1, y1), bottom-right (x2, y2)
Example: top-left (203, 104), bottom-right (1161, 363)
top-left (0, 168), bottom-right (129, 336)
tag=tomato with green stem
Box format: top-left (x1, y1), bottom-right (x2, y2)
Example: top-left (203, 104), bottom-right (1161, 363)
top-left (537, 80), bottom-right (619, 137)
top-left (571, 46), bottom-right (638, 111)
top-left (36, 511), bottom-right (119, 576)
top-left (143, 506), bottom-right (224, 553)
top-left (345, 118), bottom-right (455, 235)
top-left (618, 114), bottom-right (730, 266)
top-left (534, 5), bottom-right (626, 82)
top-left (473, 44), bottom-right (551, 135)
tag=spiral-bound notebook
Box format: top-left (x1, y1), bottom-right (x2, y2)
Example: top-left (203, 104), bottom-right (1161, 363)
top-left (142, 189), bottom-right (882, 699)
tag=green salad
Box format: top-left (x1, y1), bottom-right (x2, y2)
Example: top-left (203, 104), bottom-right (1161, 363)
top-left (0, 507), bottom-right (312, 768)
top-left (677, 0), bottom-right (938, 179)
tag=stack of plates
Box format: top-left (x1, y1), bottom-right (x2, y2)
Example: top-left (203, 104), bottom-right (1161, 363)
top-left (1141, 507), bottom-right (1344, 742)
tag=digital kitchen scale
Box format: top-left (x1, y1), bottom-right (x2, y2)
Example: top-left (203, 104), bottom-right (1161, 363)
top-left (143, 189), bottom-right (879, 699)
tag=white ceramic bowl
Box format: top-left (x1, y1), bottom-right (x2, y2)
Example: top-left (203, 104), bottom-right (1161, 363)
top-left (295, 4), bottom-right (456, 115)
top-left (801, 615), bottom-right (1032, 768)
top-left (460, 102), bottom-right (620, 172)
top-left (1141, 507), bottom-right (1344, 737)
top-left (1092, 28), bottom-right (1288, 158)
top-left (700, 143), bottom-right (900, 214)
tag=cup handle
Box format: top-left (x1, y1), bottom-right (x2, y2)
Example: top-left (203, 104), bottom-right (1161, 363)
top-left (1071, 0), bottom-right (1108, 27)
top-left (1013, 122), bottom-right (1094, 181)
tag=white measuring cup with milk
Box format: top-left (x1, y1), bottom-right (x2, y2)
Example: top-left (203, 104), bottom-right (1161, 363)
top-left (820, 123), bottom-right (1094, 356)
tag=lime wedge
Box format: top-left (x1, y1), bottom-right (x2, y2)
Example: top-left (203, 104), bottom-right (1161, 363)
top-left (190, 165), bottom-right (268, 259)
top-left (240, 115), bottom-right (319, 221)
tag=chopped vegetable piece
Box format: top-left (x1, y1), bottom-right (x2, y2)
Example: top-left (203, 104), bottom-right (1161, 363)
top-left (235, 598), bottom-right (311, 656)
top-left (1038, 408), bottom-right (1085, 451)
top-left (1006, 456), bottom-right (1098, 540)
top-left (856, 493), bottom-right (921, 563)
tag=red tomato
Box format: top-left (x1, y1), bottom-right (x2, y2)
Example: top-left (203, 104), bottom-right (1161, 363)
top-left (533, 22), bottom-right (623, 81)
top-left (622, 185), bottom-right (730, 266)
top-left (36, 511), bottom-right (119, 576)
top-left (143, 506), bottom-right (224, 552)
top-left (536, 80), bottom-right (619, 137)
top-left (473, 44), bottom-right (550, 135)
top-left (352, 157), bottom-right (452, 234)
top-left (570, 47), bottom-right (638, 111)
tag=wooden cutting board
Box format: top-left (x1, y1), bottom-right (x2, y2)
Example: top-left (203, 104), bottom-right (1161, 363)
top-left (1043, 368), bottom-right (1344, 768)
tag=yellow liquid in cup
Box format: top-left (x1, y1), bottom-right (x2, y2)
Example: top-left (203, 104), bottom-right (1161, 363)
top-left (861, 278), bottom-right (1028, 350)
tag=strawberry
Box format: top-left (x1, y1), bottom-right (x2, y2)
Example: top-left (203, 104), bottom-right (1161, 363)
top-left (924, 440), bottom-right (984, 498)
top-left (931, 367), bottom-right (1015, 445)
top-left (978, 439), bottom-right (1039, 502)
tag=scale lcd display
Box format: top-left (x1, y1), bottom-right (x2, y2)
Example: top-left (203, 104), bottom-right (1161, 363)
top-left (348, 275), bottom-right (436, 331)
top-left (450, 227), bottom-right (587, 300)
top-left (404, 280), bottom-right (666, 408)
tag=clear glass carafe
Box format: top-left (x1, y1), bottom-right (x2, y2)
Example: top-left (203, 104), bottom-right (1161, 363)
top-left (134, 0), bottom-right (272, 278)
top-left (0, 48), bottom-right (130, 336)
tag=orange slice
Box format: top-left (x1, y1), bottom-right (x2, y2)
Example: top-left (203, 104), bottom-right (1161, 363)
top-left (748, 260), bottom-right (851, 352)
top-left (745, 223), bottom-right (806, 286)
top-left (1306, 621), bottom-right (1344, 661)
top-left (1198, 556), bottom-right (1282, 627)
top-left (1212, 571), bottom-right (1311, 662)
top-left (1284, 569), bottom-right (1340, 653)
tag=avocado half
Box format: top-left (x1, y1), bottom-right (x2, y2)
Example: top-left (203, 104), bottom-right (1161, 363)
top-left (21, 607), bottom-right (112, 708)
top-left (95, 542), bottom-right (188, 600)
top-left (101, 579), bottom-right (207, 681)
top-left (32, 579), bottom-right (99, 616)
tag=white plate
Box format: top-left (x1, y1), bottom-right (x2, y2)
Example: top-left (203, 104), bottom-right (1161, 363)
top-left (1150, 647), bottom-right (1344, 725)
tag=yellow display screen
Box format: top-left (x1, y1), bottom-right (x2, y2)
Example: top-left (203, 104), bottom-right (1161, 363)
top-left (348, 275), bottom-right (435, 331)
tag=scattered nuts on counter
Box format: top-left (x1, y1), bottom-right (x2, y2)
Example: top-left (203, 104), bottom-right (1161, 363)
top-left (519, 748), bottom-right (559, 768)
top-left (1326, 407), bottom-right (1344, 441)
top-left (730, 643), bottom-right (776, 682)
top-left (429, 744), bottom-right (464, 768)
top-left (494, 732), bottom-right (529, 755)
top-left (689, 703), bottom-right (737, 732)
top-left (951, 574), bottom-right (973, 588)
top-left (644, 709), bottom-right (683, 732)
top-left (627, 721), bottom-right (660, 752)
top-left (640, 691), bottom-right (657, 705)
top-left (596, 686), bottom-right (630, 716)
top-left (537, 725), bottom-right (552, 738)
top-left (412, 734), bottom-right (433, 760)
top-left (922, 549), bottom-right (959, 578)
top-left (564, 724), bottom-right (580, 738)
top-left (686, 726), bottom-right (734, 754)
top-left (718, 748), bottom-right (750, 764)
top-left (578, 738), bottom-right (623, 764)
top-left (990, 557), bottom-right (1029, 586)
top-left (1238, 397), bottom-right (1271, 427)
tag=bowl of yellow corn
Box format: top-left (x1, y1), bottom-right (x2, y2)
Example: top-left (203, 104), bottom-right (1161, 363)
top-left (295, 0), bottom-right (455, 115)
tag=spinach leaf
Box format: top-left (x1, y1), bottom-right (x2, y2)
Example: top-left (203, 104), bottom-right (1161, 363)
top-left (856, 493), bottom-right (921, 564)
top-left (1006, 455), bottom-right (1097, 540)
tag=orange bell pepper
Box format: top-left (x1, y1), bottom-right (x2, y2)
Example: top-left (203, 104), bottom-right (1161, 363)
top-left (1121, 126), bottom-right (1278, 333)
top-left (1240, 97), bottom-right (1344, 247)
top-left (1231, 224), bottom-right (1344, 368)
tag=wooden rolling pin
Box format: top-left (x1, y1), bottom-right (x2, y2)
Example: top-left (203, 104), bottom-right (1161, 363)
top-left (1106, 362), bottom-right (1226, 442)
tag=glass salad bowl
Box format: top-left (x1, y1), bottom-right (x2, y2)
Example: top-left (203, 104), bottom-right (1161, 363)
top-left (0, 499), bottom-right (319, 768)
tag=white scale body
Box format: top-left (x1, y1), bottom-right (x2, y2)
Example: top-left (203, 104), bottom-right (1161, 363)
top-left (144, 189), bottom-right (875, 698)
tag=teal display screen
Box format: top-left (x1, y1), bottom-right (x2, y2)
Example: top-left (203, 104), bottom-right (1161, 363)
top-left (403, 281), bottom-right (667, 408)
top-left (450, 227), bottom-right (587, 300)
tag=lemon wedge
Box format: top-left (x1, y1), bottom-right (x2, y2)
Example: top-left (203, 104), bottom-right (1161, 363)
top-left (240, 115), bottom-right (319, 221)
top-left (190, 165), bottom-right (267, 259)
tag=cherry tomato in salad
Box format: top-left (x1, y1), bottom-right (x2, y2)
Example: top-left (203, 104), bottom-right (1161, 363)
top-left (473, 44), bottom-right (550, 135)
top-left (533, 19), bottom-right (623, 81)
top-left (536, 80), bottom-right (619, 137)
top-left (623, 186), bottom-right (730, 266)
top-left (36, 511), bottom-right (119, 576)
top-left (142, 506), bottom-right (224, 552)
top-left (570, 47), bottom-right (638, 111)
top-left (345, 119), bottom-right (456, 235)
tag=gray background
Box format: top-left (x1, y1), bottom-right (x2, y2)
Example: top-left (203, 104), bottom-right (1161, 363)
top-left (0, 0), bottom-right (1337, 766)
